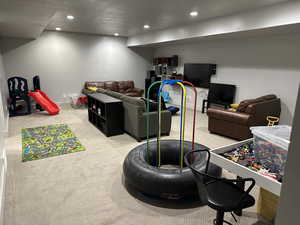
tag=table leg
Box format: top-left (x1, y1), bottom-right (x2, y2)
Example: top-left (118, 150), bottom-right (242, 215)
top-left (234, 176), bottom-right (246, 216)
top-left (257, 188), bottom-right (279, 223)
top-left (202, 100), bottom-right (207, 113)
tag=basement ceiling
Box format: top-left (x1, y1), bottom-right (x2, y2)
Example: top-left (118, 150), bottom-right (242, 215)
top-left (0, 0), bottom-right (291, 39)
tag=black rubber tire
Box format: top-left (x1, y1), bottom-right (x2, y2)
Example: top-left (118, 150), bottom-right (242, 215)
top-left (123, 140), bottom-right (221, 200)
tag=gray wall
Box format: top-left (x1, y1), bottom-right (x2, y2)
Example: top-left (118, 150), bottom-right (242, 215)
top-left (0, 52), bottom-right (8, 158)
top-left (0, 53), bottom-right (8, 132)
top-left (3, 31), bottom-right (153, 102)
top-left (275, 85), bottom-right (300, 225)
top-left (154, 33), bottom-right (300, 125)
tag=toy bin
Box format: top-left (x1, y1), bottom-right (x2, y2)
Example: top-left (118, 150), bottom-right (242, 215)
top-left (250, 125), bottom-right (291, 176)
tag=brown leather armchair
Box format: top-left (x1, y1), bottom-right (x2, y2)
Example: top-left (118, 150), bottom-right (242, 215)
top-left (207, 95), bottom-right (281, 140)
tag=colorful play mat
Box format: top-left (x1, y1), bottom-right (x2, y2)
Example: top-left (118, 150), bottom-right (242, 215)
top-left (22, 124), bottom-right (85, 162)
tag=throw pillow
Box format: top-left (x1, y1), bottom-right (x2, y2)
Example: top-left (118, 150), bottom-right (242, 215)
top-left (88, 87), bottom-right (98, 92)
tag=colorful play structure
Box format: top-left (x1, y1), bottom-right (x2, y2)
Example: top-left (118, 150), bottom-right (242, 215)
top-left (28, 90), bottom-right (60, 115)
top-left (7, 76), bottom-right (59, 116)
top-left (123, 80), bottom-right (221, 200)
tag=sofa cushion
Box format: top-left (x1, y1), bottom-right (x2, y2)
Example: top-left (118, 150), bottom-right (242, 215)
top-left (96, 88), bottom-right (107, 94)
top-left (127, 81), bottom-right (134, 89)
top-left (83, 80), bottom-right (143, 97)
top-left (85, 81), bottom-right (105, 89)
top-left (105, 81), bottom-right (119, 92)
top-left (105, 90), bottom-right (123, 99)
top-left (118, 81), bottom-right (134, 93)
top-left (237, 99), bottom-right (259, 112)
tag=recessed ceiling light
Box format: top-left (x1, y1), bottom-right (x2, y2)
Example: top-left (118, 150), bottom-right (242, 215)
top-left (55, 27), bottom-right (62, 31)
top-left (67, 15), bottom-right (75, 20)
top-left (114, 33), bottom-right (119, 36)
top-left (144, 24), bottom-right (150, 29)
top-left (190, 11), bottom-right (198, 17)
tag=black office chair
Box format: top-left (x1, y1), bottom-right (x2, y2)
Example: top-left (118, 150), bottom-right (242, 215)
top-left (184, 149), bottom-right (256, 225)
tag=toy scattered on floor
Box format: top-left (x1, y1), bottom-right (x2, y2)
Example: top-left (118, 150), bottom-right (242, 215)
top-left (161, 91), bottom-right (171, 103)
top-left (166, 106), bottom-right (180, 115)
top-left (221, 142), bottom-right (283, 182)
top-left (70, 95), bottom-right (88, 109)
top-left (160, 91), bottom-right (180, 115)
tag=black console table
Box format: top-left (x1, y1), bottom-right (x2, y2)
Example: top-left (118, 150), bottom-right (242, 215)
top-left (87, 93), bottom-right (124, 137)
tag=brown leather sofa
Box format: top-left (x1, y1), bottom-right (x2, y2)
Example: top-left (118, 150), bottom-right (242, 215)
top-left (83, 80), bottom-right (144, 97)
top-left (207, 95), bottom-right (281, 140)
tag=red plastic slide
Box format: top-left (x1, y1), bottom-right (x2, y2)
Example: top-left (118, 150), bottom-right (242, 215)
top-left (28, 90), bottom-right (60, 115)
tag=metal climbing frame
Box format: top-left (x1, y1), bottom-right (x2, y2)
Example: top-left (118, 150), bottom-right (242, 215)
top-left (146, 80), bottom-right (198, 168)
top-left (181, 81), bottom-right (198, 150)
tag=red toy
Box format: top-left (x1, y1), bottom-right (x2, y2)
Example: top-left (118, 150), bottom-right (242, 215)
top-left (28, 90), bottom-right (60, 115)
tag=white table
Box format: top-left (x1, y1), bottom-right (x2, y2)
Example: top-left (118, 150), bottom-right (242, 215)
top-left (210, 139), bottom-right (281, 196)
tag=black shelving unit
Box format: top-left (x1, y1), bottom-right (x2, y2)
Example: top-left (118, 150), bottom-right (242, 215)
top-left (87, 93), bottom-right (124, 137)
top-left (145, 76), bottom-right (161, 100)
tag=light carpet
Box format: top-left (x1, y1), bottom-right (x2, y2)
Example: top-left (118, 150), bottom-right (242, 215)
top-left (4, 104), bottom-right (270, 225)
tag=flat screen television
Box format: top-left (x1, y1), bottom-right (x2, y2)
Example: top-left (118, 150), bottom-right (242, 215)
top-left (184, 63), bottom-right (215, 88)
top-left (208, 83), bottom-right (236, 105)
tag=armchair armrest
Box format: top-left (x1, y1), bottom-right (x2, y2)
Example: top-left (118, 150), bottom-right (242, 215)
top-left (207, 108), bottom-right (251, 126)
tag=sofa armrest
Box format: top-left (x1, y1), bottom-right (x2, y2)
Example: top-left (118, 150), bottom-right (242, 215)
top-left (139, 110), bottom-right (172, 137)
top-left (207, 108), bottom-right (251, 126)
top-left (142, 110), bottom-right (171, 121)
top-left (82, 88), bottom-right (94, 95)
top-left (126, 88), bottom-right (144, 96)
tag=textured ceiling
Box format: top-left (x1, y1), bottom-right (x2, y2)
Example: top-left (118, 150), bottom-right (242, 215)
top-left (0, 0), bottom-right (291, 38)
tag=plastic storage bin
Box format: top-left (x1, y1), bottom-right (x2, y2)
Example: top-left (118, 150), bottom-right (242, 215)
top-left (250, 125), bottom-right (291, 176)
top-left (70, 94), bottom-right (87, 109)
